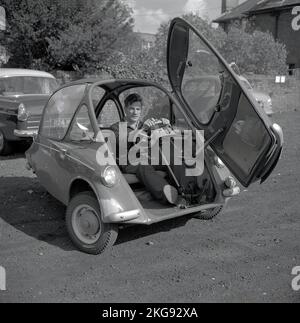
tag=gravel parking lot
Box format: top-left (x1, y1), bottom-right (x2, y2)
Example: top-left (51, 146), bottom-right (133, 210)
top-left (0, 110), bottom-right (299, 303)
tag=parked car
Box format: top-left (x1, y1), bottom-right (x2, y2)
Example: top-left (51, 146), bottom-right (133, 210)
top-left (229, 63), bottom-right (273, 116)
top-left (26, 18), bottom-right (283, 255)
top-left (0, 68), bottom-right (59, 155)
top-left (239, 75), bottom-right (273, 116)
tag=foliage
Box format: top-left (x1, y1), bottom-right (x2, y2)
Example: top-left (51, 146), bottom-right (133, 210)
top-left (154, 14), bottom-right (227, 68)
top-left (221, 26), bottom-right (288, 75)
top-left (152, 13), bottom-right (287, 78)
top-left (1, 0), bottom-right (134, 71)
top-left (1, 4), bottom-right (288, 77)
top-left (48, 0), bottom-right (134, 71)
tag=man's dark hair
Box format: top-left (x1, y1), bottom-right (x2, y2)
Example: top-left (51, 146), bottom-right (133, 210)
top-left (124, 93), bottom-right (143, 108)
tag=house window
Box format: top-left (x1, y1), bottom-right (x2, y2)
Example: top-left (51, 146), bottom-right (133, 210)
top-left (289, 64), bottom-right (296, 76)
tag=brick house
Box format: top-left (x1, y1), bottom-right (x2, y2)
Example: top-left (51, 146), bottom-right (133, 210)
top-left (214, 0), bottom-right (300, 71)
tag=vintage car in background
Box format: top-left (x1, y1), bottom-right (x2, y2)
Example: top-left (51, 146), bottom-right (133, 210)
top-left (229, 63), bottom-right (273, 116)
top-left (239, 75), bottom-right (273, 116)
top-left (0, 68), bottom-right (59, 155)
top-left (26, 18), bottom-right (283, 255)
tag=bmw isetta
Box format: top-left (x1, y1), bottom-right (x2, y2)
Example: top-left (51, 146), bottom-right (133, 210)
top-left (26, 18), bottom-right (283, 254)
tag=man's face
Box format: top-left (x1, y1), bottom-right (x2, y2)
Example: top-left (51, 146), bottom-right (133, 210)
top-left (125, 101), bottom-right (142, 123)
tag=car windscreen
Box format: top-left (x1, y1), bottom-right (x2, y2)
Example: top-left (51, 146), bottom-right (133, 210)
top-left (0, 76), bottom-right (59, 95)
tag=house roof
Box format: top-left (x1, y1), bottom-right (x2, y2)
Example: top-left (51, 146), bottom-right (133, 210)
top-left (249, 0), bottom-right (300, 13)
top-left (214, 0), bottom-right (300, 23)
top-left (214, 0), bottom-right (261, 23)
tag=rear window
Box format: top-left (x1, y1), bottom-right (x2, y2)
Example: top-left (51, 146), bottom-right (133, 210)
top-left (0, 76), bottom-right (59, 95)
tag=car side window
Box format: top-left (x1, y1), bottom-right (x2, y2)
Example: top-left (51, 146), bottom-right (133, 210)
top-left (97, 99), bottom-right (120, 128)
top-left (69, 105), bottom-right (94, 141)
top-left (40, 84), bottom-right (86, 140)
top-left (91, 86), bottom-right (106, 108)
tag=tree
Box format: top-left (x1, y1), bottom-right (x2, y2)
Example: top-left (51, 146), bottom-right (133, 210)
top-left (48, 0), bottom-right (135, 72)
top-left (153, 13), bottom-right (287, 78)
top-left (1, 0), bottom-right (135, 71)
top-left (221, 26), bottom-right (287, 75)
top-left (154, 14), bottom-right (227, 71)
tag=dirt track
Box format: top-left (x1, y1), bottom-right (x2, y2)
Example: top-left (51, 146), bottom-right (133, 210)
top-left (0, 110), bottom-right (300, 303)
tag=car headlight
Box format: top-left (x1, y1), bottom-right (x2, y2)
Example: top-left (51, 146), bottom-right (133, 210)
top-left (214, 156), bottom-right (225, 168)
top-left (101, 166), bottom-right (118, 187)
top-left (17, 103), bottom-right (29, 121)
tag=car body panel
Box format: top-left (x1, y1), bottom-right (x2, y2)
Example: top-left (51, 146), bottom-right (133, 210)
top-left (166, 17), bottom-right (283, 187)
top-left (28, 134), bottom-right (151, 223)
top-left (26, 78), bottom-right (235, 225)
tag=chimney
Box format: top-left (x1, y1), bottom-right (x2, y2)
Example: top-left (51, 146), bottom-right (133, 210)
top-left (222, 0), bottom-right (239, 13)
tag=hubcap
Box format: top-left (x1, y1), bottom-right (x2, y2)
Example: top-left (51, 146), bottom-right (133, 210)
top-left (72, 205), bottom-right (101, 244)
top-left (0, 132), bottom-right (4, 151)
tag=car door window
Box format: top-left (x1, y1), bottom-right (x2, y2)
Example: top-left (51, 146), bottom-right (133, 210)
top-left (97, 99), bottom-right (120, 128)
top-left (181, 30), bottom-right (223, 125)
top-left (91, 86), bottom-right (106, 108)
top-left (40, 84), bottom-right (86, 140)
top-left (69, 105), bottom-right (94, 141)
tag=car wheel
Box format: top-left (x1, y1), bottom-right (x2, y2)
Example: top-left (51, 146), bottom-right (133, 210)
top-left (66, 191), bottom-right (118, 255)
top-left (193, 206), bottom-right (223, 220)
top-left (0, 130), bottom-right (12, 156)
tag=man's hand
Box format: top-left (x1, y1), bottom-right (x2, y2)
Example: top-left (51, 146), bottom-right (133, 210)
top-left (143, 118), bottom-right (157, 129)
top-left (161, 118), bottom-right (171, 126)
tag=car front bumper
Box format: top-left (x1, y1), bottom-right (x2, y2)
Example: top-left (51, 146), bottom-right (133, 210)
top-left (14, 129), bottom-right (38, 138)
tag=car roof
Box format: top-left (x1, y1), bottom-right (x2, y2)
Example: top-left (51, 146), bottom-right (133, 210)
top-left (0, 68), bottom-right (55, 78)
top-left (65, 78), bottom-right (163, 93)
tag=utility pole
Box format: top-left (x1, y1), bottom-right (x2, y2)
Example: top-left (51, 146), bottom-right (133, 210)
top-left (0, 6), bottom-right (6, 66)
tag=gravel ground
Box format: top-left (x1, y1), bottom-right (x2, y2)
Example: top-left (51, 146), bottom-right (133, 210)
top-left (0, 110), bottom-right (300, 303)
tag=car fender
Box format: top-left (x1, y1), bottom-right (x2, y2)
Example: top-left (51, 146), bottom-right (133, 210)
top-left (68, 174), bottom-right (147, 224)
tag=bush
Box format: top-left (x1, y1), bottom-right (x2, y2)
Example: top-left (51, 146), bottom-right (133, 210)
top-left (221, 26), bottom-right (287, 75)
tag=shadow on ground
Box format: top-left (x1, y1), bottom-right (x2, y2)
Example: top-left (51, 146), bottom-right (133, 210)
top-left (0, 176), bottom-right (195, 252)
top-left (0, 142), bottom-right (31, 161)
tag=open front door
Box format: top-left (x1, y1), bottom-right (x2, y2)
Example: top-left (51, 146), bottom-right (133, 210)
top-left (167, 18), bottom-right (283, 187)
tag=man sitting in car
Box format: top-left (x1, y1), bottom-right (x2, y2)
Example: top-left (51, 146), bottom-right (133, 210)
top-left (111, 93), bottom-right (183, 206)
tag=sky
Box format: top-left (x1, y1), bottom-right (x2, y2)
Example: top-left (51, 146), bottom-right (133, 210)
top-left (123, 0), bottom-right (231, 34)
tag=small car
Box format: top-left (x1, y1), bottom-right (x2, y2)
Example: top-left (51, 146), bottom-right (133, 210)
top-left (0, 68), bottom-right (59, 155)
top-left (26, 18), bottom-right (283, 255)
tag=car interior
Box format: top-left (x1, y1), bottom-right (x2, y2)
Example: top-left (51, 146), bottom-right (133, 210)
top-left (92, 83), bottom-right (217, 212)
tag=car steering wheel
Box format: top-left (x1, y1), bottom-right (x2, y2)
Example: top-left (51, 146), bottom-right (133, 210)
top-left (142, 119), bottom-right (173, 136)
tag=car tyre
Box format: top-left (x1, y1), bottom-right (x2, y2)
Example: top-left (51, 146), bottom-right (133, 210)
top-left (0, 130), bottom-right (12, 156)
top-left (66, 191), bottom-right (118, 255)
top-left (193, 206), bottom-right (223, 220)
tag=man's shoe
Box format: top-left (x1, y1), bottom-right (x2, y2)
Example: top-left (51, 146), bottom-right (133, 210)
top-left (163, 185), bottom-right (178, 205)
